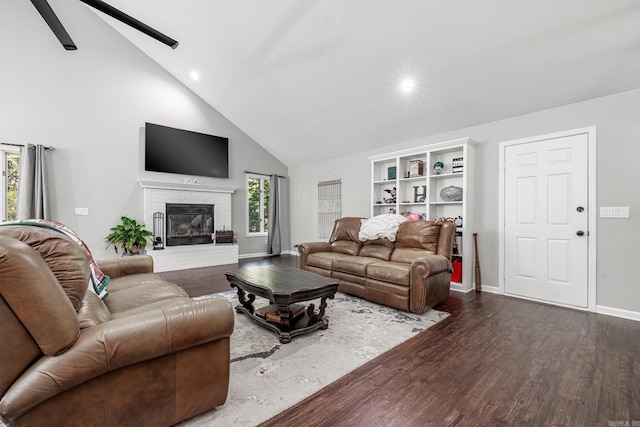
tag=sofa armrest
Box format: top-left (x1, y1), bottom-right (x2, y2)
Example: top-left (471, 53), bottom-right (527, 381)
top-left (411, 254), bottom-right (452, 277)
top-left (97, 255), bottom-right (154, 278)
top-left (437, 221), bottom-right (456, 259)
top-left (298, 242), bottom-right (331, 269)
top-left (1, 298), bottom-right (233, 419)
top-left (409, 254), bottom-right (452, 313)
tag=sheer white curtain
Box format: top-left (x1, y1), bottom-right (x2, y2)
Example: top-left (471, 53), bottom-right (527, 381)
top-left (16, 144), bottom-right (50, 220)
top-left (318, 179), bottom-right (341, 238)
top-left (267, 174), bottom-right (281, 255)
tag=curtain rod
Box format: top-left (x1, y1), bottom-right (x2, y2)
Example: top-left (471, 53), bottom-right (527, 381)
top-left (244, 170), bottom-right (286, 178)
top-left (1, 142), bottom-right (55, 151)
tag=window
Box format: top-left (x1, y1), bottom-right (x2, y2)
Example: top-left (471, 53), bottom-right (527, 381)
top-left (247, 174), bottom-right (270, 236)
top-left (0, 146), bottom-right (20, 222)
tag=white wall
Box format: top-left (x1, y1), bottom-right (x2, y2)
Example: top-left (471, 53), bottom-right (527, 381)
top-left (290, 88), bottom-right (640, 315)
top-left (1, 0), bottom-right (289, 260)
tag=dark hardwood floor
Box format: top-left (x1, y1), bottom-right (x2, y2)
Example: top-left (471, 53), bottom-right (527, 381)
top-left (159, 254), bottom-right (299, 297)
top-left (162, 255), bottom-right (640, 427)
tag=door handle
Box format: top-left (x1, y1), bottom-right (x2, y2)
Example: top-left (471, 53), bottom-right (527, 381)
top-left (576, 230), bottom-right (585, 236)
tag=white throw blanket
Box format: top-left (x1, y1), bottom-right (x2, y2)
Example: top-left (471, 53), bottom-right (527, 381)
top-left (358, 214), bottom-right (407, 242)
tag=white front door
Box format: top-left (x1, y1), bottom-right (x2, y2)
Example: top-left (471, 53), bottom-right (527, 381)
top-left (503, 133), bottom-right (589, 308)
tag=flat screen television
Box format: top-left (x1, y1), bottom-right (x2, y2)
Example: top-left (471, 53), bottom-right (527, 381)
top-left (144, 122), bottom-right (229, 178)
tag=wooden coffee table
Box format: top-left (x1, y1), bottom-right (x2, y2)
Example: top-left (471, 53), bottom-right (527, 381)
top-left (225, 265), bottom-right (339, 343)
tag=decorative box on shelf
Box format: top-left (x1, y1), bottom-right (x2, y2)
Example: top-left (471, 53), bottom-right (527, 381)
top-left (409, 160), bottom-right (424, 177)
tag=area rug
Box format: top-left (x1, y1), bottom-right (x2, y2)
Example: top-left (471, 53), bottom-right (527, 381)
top-left (178, 291), bottom-right (449, 426)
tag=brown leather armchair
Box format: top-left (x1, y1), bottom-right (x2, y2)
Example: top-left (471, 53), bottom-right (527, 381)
top-left (0, 225), bottom-right (233, 427)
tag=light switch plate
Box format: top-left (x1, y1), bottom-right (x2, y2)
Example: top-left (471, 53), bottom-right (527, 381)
top-left (74, 207), bottom-right (89, 216)
top-left (599, 207), bottom-right (629, 218)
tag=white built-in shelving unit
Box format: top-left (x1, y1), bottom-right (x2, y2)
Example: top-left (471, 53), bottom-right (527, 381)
top-left (369, 137), bottom-right (477, 292)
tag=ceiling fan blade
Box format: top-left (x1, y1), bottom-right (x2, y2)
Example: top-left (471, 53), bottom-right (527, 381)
top-left (30, 0), bottom-right (77, 50)
top-left (79, 0), bottom-right (179, 49)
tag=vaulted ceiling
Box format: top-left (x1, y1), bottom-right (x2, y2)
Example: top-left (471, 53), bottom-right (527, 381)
top-left (87, 1), bottom-right (640, 165)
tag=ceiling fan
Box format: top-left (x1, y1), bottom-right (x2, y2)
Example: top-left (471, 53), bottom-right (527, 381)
top-left (30, 0), bottom-right (178, 51)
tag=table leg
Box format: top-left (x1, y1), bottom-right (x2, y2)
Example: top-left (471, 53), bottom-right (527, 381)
top-left (277, 303), bottom-right (292, 331)
top-left (279, 332), bottom-right (292, 344)
top-left (307, 294), bottom-right (334, 328)
top-left (234, 286), bottom-right (256, 314)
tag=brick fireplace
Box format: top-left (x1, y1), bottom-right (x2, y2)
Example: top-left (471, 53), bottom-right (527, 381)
top-left (139, 180), bottom-right (238, 272)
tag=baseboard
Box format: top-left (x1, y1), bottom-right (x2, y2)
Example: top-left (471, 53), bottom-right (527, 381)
top-left (450, 284), bottom-right (639, 322)
top-left (450, 287), bottom-right (475, 294)
top-left (502, 293), bottom-right (589, 312)
top-left (450, 284), bottom-right (500, 294)
top-left (238, 250), bottom-right (298, 260)
top-left (499, 294), bottom-right (640, 322)
top-left (238, 252), bottom-right (268, 259)
top-left (477, 285), bottom-right (500, 294)
top-left (596, 305), bottom-right (640, 322)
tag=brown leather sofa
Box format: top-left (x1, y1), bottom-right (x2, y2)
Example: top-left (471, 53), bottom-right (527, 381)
top-left (0, 225), bottom-right (233, 427)
top-left (298, 218), bottom-right (455, 314)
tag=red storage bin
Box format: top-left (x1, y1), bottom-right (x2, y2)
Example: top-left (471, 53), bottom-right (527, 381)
top-left (451, 258), bottom-right (462, 283)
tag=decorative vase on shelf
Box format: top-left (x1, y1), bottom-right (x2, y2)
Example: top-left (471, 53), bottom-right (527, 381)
top-left (440, 186), bottom-right (463, 202)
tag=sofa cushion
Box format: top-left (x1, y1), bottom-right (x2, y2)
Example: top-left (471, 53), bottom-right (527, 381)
top-left (0, 236), bottom-right (81, 357)
top-left (104, 282), bottom-right (188, 314)
top-left (333, 256), bottom-right (378, 276)
top-left (78, 291), bottom-right (112, 329)
top-left (391, 248), bottom-right (432, 264)
top-left (366, 261), bottom-right (411, 286)
top-left (307, 252), bottom-right (359, 270)
top-left (329, 217), bottom-right (364, 243)
top-left (329, 217), bottom-right (363, 255)
top-left (0, 221), bottom-right (110, 301)
top-left (395, 221), bottom-right (441, 252)
top-left (0, 225), bottom-right (90, 311)
top-left (359, 238), bottom-right (394, 261)
top-left (330, 240), bottom-right (361, 256)
top-left (307, 252), bottom-right (338, 270)
top-left (110, 296), bottom-right (194, 319)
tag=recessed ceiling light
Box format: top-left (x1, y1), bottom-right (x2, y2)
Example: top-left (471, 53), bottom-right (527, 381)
top-left (190, 71), bottom-right (200, 81)
top-left (400, 79), bottom-right (414, 93)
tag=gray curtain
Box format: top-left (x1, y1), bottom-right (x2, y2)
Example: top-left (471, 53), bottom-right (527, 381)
top-left (267, 174), bottom-right (281, 255)
top-left (16, 144), bottom-right (50, 220)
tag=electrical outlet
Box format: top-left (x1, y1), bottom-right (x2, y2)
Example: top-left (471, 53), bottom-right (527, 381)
top-left (74, 207), bottom-right (89, 216)
top-left (599, 207), bottom-right (629, 218)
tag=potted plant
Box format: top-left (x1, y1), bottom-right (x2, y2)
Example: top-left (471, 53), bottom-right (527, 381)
top-left (104, 215), bottom-right (153, 255)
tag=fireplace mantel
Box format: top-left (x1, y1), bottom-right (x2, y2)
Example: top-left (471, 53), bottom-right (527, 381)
top-left (138, 180), bottom-right (236, 194)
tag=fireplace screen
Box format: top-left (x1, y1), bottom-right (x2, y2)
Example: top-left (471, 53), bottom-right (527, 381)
top-left (166, 203), bottom-right (214, 246)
